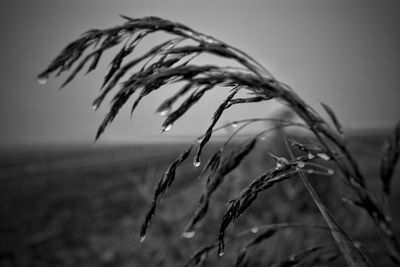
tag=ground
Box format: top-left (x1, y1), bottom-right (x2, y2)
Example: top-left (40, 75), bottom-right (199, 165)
top-left (0, 130), bottom-right (399, 266)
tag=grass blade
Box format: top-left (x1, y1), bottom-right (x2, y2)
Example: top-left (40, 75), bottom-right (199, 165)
top-left (380, 120), bottom-right (400, 195)
top-left (185, 137), bottom-right (257, 234)
top-left (320, 101), bottom-right (344, 135)
top-left (284, 137), bottom-right (373, 267)
top-left (194, 89), bottom-right (239, 164)
top-left (140, 144), bottom-right (193, 240)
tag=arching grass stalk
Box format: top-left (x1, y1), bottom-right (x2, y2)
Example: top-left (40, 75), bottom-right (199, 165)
top-left (39, 16), bottom-right (400, 266)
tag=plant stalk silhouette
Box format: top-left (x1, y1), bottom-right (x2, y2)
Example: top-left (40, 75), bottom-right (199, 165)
top-left (39, 16), bottom-right (400, 266)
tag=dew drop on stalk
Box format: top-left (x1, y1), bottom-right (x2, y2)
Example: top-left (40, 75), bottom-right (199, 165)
top-left (250, 226), bottom-right (259, 233)
top-left (157, 106), bottom-right (171, 117)
top-left (162, 123), bottom-right (172, 132)
top-left (184, 30), bottom-right (194, 37)
top-left (353, 241), bottom-right (361, 248)
top-left (317, 153), bottom-right (330, 161)
top-left (182, 230), bottom-right (196, 239)
top-left (218, 251), bottom-right (225, 257)
top-left (260, 135), bottom-right (267, 141)
top-left (297, 161), bottom-right (305, 168)
top-left (341, 197), bottom-right (350, 204)
top-left (196, 137), bottom-right (203, 143)
top-left (307, 169), bottom-right (314, 174)
top-left (379, 222), bottom-right (393, 236)
top-left (140, 235), bottom-right (146, 243)
top-left (193, 158), bottom-right (201, 167)
top-left (92, 103), bottom-right (99, 111)
top-left (327, 169), bottom-right (334, 175)
top-left (308, 153), bottom-right (315, 160)
top-left (231, 121), bottom-right (238, 128)
top-left (203, 36), bottom-right (217, 44)
top-left (37, 74), bottom-right (48, 85)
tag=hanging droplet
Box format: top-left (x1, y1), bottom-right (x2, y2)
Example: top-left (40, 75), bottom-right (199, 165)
top-left (317, 153), bottom-right (330, 161)
top-left (196, 137), bottom-right (203, 143)
top-left (297, 161), bottom-right (305, 168)
top-left (327, 169), bottom-right (334, 175)
top-left (276, 162), bottom-right (283, 169)
top-left (157, 106), bottom-right (171, 117)
top-left (231, 121), bottom-right (238, 128)
top-left (162, 124), bottom-right (172, 132)
top-left (37, 74), bottom-right (48, 85)
top-left (218, 251), bottom-right (225, 257)
top-left (250, 226), bottom-right (259, 233)
top-left (269, 154), bottom-right (289, 169)
top-left (182, 230), bottom-right (196, 239)
top-left (140, 235), bottom-right (146, 243)
top-left (193, 158), bottom-right (201, 167)
top-left (92, 103), bottom-right (100, 111)
top-left (307, 153), bottom-right (315, 160)
top-left (307, 169), bottom-right (314, 174)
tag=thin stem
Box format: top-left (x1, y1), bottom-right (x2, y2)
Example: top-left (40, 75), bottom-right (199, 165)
top-left (284, 136), bottom-right (373, 267)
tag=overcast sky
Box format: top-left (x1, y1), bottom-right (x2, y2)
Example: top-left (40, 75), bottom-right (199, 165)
top-left (1, 0), bottom-right (399, 145)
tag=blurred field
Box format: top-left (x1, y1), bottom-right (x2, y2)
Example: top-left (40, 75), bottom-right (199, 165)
top-left (0, 131), bottom-right (399, 267)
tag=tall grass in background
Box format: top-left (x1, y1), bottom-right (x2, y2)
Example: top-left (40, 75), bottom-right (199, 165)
top-left (38, 16), bottom-right (400, 266)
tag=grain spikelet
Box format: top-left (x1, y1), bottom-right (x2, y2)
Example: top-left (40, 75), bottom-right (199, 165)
top-left (140, 144), bottom-right (193, 240)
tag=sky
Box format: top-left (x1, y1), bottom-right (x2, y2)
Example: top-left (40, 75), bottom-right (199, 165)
top-left (0, 0), bottom-right (399, 145)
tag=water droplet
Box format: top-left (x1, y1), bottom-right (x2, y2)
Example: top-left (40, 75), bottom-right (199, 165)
top-left (260, 135), bottom-right (267, 141)
top-left (297, 161), bottom-right (305, 168)
top-left (182, 231), bottom-right (195, 239)
top-left (92, 103), bottom-right (99, 111)
top-left (342, 197), bottom-right (350, 203)
top-left (158, 106), bottom-right (171, 117)
top-left (250, 227), bottom-right (259, 233)
top-left (327, 169), bottom-right (334, 175)
top-left (184, 30), bottom-right (195, 37)
top-left (317, 153), bottom-right (330, 161)
top-left (193, 158), bottom-right (201, 167)
top-left (162, 124), bottom-right (172, 132)
top-left (379, 222), bottom-right (393, 236)
top-left (231, 122), bottom-right (238, 128)
top-left (218, 251), bottom-right (225, 257)
top-left (196, 137), bottom-right (203, 143)
top-left (37, 74), bottom-right (48, 85)
top-left (140, 236), bottom-right (146, 243)
top-left (276, 162), bottom-right (283, 169)
top-left (307, 169), bottom-right (314, 174)
top-left (203, 36), bottom-right (217, 44)
top-left (307, 153), bottom-right (315, 159)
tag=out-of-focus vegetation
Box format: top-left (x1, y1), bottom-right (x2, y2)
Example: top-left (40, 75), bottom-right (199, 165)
top-left (1, 131), bottom-right (398, 267)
